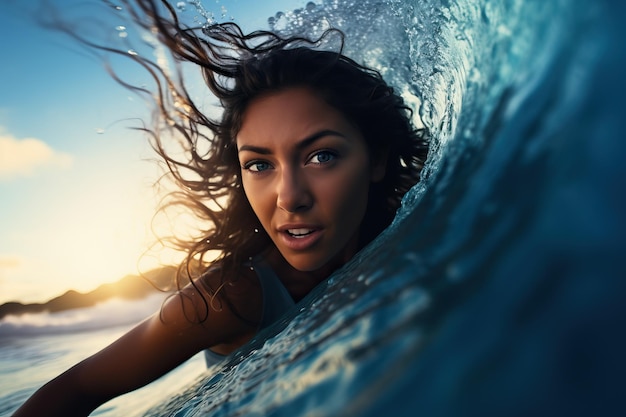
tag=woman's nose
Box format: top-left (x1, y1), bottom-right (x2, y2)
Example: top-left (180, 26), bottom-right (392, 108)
top-left (276, 169), bottom-right (313, 213)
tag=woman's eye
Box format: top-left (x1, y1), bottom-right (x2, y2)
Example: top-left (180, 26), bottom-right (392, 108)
top-left (308, 150), bottom-right (337, 165)
top-left (244, 161), bottom-right (272, 172)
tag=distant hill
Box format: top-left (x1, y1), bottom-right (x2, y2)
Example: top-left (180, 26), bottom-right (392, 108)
top-left (0, 266), bottom-right (177, 320)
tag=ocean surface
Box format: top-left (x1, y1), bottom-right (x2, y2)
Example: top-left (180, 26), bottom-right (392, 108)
top-left (0, 295), bottom-right (208, 416)
top-left (2, 0), bottom-right (626, 415)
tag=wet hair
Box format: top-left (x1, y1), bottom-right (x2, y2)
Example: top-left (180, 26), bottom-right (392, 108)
top-left (96, 1), bottom-right (428, 319)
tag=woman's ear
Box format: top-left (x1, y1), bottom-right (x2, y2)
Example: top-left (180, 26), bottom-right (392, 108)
top-left (370, 148), bottom-right (389, 183)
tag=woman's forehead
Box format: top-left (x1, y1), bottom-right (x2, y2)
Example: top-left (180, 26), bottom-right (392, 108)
top-left (236, 87), bottom-right (363, 150)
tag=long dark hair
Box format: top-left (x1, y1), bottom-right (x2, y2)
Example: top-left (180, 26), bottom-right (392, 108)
top-left (74, 0), bottom-right (429, 320)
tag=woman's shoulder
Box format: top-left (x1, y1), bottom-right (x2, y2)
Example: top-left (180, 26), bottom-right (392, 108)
top-left (160, 262), bottom-right (264, 348)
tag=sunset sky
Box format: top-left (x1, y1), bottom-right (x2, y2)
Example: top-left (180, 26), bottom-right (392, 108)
top-left (0, 0), bottom-right (303, 304)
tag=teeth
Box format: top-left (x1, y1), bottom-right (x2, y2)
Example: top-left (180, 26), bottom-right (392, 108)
top-left (287, 228), bottom-right (313, 237)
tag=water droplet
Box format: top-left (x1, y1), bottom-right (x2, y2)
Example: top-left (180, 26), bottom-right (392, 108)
top-left (127, 49), bottom-right (138, 56)
top-left (176, 1), bottom-right (187, 11)
top-left (104, 1), bottom-right (123, 11)
top-left (115, 25), bottom-right (126, 31)
top-left (254, 228), bottom-right (259, 233)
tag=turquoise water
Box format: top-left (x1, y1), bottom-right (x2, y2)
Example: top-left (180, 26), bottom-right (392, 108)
top-left (2, 0), bottom-right (625, 415)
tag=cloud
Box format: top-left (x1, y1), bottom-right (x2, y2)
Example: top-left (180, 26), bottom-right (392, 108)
top-left (0, 256), bottom-right (21, 269)
top-left (0, 130), bottom-right (73, 181)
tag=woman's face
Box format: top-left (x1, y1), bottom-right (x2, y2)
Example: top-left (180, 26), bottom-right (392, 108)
top-left (237, 87), bottom-right (385, 272)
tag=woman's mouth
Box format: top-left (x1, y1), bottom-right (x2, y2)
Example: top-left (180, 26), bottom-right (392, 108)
top-left (286, 228), bottom-right (315, 238)
top-left (278, 226), bottom-right (323, 250)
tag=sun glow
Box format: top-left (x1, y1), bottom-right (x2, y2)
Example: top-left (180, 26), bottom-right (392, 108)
top-left (0, 133), bottom-right (193, 304)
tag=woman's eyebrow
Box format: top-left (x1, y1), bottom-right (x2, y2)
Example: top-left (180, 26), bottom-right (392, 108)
top-left (238, 129), bottom-right (346, 154)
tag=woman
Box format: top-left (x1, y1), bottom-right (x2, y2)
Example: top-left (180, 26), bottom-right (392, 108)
top-left (14, 1), bottom-right (428, 415)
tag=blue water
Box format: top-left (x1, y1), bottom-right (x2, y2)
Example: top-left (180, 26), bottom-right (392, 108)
top-left (142, 0), bottom-right (626, 415)
top-left (2, 0), bottom-right (625, 415)
top-left (0, 296), bottom-right (209, 417)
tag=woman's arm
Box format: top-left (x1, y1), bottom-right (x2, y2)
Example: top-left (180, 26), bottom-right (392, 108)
top-left (13, 282), bottom-right (256, 417)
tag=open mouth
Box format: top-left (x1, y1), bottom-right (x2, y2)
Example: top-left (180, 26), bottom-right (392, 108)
top-left (286, 228), bottom-right (315, 238)
top-left (278, 226), bottom-right (322, 250)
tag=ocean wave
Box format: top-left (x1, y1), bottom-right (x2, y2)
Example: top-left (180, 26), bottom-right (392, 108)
top-left (0, 293), bottom-right (165, 337)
